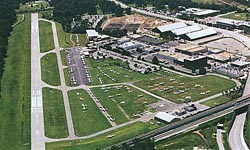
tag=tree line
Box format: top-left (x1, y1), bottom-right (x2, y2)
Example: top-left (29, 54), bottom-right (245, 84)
top-left (0, 0), bottom-right (30, 93)
top-left (120, 0), bottom-right (240, 13)
top-left (49, 0), bottom-right (125, 33)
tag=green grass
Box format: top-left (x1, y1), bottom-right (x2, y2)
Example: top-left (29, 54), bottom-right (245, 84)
top-left (0, 14), bottom-right (31, 150)
top-left (39, 20), bottom-right (55, 52)
top-left (221, 13), bottom-right (248, 21)
top-left (41, 53), bottom-right (61, 86)
top-left (92, 85), bottom-right (158, 119)
top-left (244, 107), bottom-right (250, 148)
top-left (134, 74), bottom-right (236, 103)
top-left (68, 89), bottom-right (111, 136)
top-left (92, 88), bottom-right (129, 124)
top-left (86, 58), bottom-right (157, 85)
top-left (60, 50), bottom-right (67, 66)
top-left (13, 14), bottom-right (24, 27)
top-left (46, 121), bottom-right (160, 150)
top-left (18, 1), bottom-right (50, 12)
top-left (78, 34), bottom-right (88, 46)
top-left (64, 68), bottom-right (71, 86)
top-left (155, 113), bottom-right (233, 150)
top-left (202, 95), bottom-right (233, 107)
top-left (56, 22), bottom-right (72, 48)
top-left (43, 87), bottom-right (68, 138)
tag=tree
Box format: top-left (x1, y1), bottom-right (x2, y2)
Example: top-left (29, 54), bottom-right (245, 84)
top-left (125, 7), bottom-right (131, 15)
top-left (152, 56), bottom-right (159, 65)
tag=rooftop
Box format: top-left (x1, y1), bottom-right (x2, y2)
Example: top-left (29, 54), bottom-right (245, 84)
top-left (186, 28), bottom-right (217, 40)
top-left (157, 22), bottom-right (187, 33)
top-left (86, 29), bottom-right (99, 37)
top-left (171, 25), bottom-right (202, 36)
top-left (155, 112), bottom-right (177, 123)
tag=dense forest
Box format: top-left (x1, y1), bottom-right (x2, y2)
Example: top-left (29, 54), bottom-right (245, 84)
top-left (0, 0), bottom-right (30, 91)
top-left (235, 0), bottom-right (250, 6)
top-left (120, 0), bottom-right (240, 13)
top-left (49, 0), bottom-right (125, 32)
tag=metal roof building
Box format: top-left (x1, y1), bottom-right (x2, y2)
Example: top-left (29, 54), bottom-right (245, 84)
top-left (154, 112), bottom-right (177, 123)
top-left (171, 25), bottom-right (202, 36)
top-left (193, 10), bottom-right (219, 16)
top-left (156, 22), bottom-right (187, 33)
top-left (86, 29), bottom-right (99, 38)
top-left (185, 29), bottom-right (217, 40)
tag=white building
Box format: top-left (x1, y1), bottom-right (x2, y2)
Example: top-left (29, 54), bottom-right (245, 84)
top-left (154, 112), bottom-right (178, 123)
top-left (86, 29), bottom-right (99, 40)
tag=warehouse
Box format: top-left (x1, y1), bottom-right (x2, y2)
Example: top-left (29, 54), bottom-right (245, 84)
top-left (171, 25), bottom-right (202, 36)
top-left (86, 29), bottom-right (99, 40)
top-left (175, 43), bottom-right (208, 55)
top-left (192, 9), bottom-right (219, 17)
top-left (156, 51), bottom-right (187, 62)
top-left (154, 112), bottom-right (178, 123)
top-left (118, 41), bottom-right (141, 51)
top-left (184, 29), bottom-right (217, 41)
top-left (153, 22), bottom-right (187, 33)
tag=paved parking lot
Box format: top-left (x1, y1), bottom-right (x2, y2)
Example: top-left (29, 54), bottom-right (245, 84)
top-left (66, 47), bottom-right (92, 85)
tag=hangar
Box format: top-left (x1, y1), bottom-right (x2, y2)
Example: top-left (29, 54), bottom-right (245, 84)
top-left (154, 112), bottom-right (178, 123)
top-left (86, 29), bottom-right (99, 40)
top-left (171, 25), bottom-right (202, 36)
top-left (153, 22), bottom-right (187, 33)
top-left (184, 29), bottom-right (217, 41)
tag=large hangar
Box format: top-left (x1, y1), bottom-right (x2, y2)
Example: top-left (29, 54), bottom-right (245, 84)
top-left (184, 29), bottom-right (217, 41)
top-left (171, 25), bottom-right (202, 36)
top-left (153, 22), bottom-right (187, 33)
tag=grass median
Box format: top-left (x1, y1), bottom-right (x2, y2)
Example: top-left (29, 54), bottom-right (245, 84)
top-left (43, 87), bottom-right (68, 138)
top-left (39, 20), bottom-right (55, 52)
top-left (0, 14), bottom-right (31, 150)
top-left (56, 22), bottom-right (72, 48)
top-left (68, 89), bottom-right (111, 136)
top-left (41, 53), bottom-right (61, 86)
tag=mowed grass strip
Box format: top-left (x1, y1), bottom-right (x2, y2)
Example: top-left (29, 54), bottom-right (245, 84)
top-left (56, 22), bottom-right (72, 48)
top-left (95, 85), bottom-right (158, 118)
top-left (201, 95), bottom-right (232, 107)
top-left (78, 34), bottom-right (88, 46)
top-left (92, 88), bottom-right (129, 124)
top-left (60, 50), bottom-right (67, 66)
top-left (63, 68), bottom-right (71, 86)
top-left (41, 53), bottom-right (61, 86)
top-left (0, 14), bottom-right (31, 150)
top-left (46, 121), bottom-right (160, 150)
top-left (43, 87), bottom-right (68, 138)
top-left (68, 89), bottom-right (111, 136)
top-left (135, 74), bottom-right (236, 103)
top-left (39, 20), bottom-right (55, 52)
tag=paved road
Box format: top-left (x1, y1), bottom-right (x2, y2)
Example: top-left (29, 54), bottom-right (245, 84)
top-left (229, 72), bottom-right (250, 150)
top-left (217, 129), bottom-right (226, 150)
top-left (31, 13), bottom-right (46, 150)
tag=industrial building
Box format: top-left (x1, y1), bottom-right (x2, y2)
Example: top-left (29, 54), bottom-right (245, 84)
top-left (184, 29), bottom-right (217, 41)
top-left (153, 22), bottom-right (187, 33)
top-left (184, 8), bottom-right (219, 17)
top-left (156, 51), bottom-right (187, 62)
top-left (171, 25), bottom-right (202, 36)
top-left (86, 29), bottom-right (99, 40)
top-left (175, 44), bottom-right (208, 56)
top-left (118, 41), bottom-right (141, 51)
top-left (154, 112), bottom-right (178, 123)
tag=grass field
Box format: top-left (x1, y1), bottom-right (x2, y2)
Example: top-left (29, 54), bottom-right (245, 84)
top-left (60, 50), bottom-right (67, 66)
top-left (68, 89), bottom-right (111, 136)
top-left (134, 74), bottom-right (236, 103)
top-left (86, 58), bottom-right (156, 85)
top-left (56, 22), bottom-right (72, 48)
top-left (155, 113), bottom-right (233, 149)
top-left (43, 87), bottom-right (68, 138)
top-left (39, 20), bottom-right (55, 52)
top-left (73, 34), bottom-right (88, 46)
top-left (41, 53), bottom-right (61, 86)
top-left (92, 85), bottom-right (158, 120)
top-left (92, 88), bottom-right (129, 124)
top-left (0, 14), bottom-right (31, 150)
top-left (46, 121), bottom-right (160, 150)
top-left (64, 68), bottom-right (71, 86)
top-left (202, 95), bottom-right (232, 107)
top-left (244, 107), bottom-right (249, 148)
top-left (13, 14), bottom-right (24, 27)
top-left (221, 13), bottom-right (248, 21)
